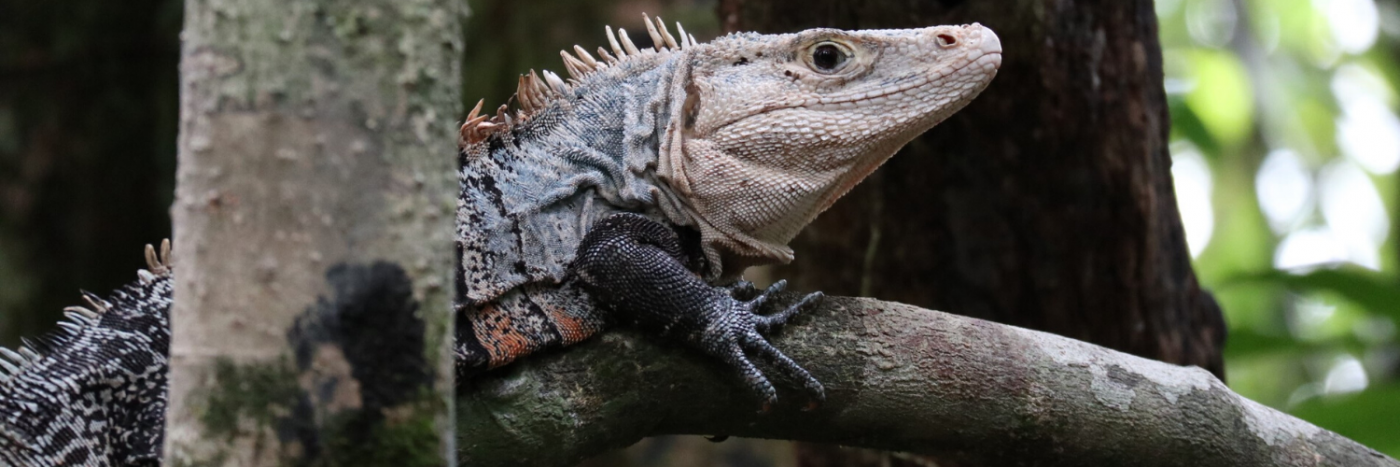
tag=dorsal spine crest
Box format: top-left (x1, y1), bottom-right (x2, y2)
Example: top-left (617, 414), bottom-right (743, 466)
top-left (0, 239), bottom-right (171, 384)
top-left (458, 14), bottom-right (693, 150)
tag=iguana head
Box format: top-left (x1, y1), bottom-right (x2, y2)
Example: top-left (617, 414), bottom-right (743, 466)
top-left (657, 23), bottom-right (1002, 273)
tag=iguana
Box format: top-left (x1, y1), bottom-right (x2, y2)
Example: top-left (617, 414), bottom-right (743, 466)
top-left (0, 16), bottom-right (1001, 466)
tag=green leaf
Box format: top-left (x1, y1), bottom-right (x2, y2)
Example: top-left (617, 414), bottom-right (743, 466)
top-left (1224, 267), bottom-right (1400, 322)
top-left (1289, 385), bottom-right (1400, 458)
top-left (1269, 0), bottom-right (1335, 63)
top-left (1169, 96), bottom-right (1222, 158)
top-left (1183, 49), bottom-right (1255, 148)
top-left (1224, 327), bottom-right (1368, 360)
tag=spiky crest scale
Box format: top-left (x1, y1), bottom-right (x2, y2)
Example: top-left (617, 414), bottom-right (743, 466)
top-left (0, 240), bottom-right (172, 466)
top-left (0, 239), bottom-right (171, 385)
top-left (458, 13), bottom-right (690, 149)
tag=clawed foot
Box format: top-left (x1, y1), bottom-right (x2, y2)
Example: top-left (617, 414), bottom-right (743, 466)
top-left (700, 280), bottom-right (825, 412)
top-left (570, 214), bottom-right (829, 414)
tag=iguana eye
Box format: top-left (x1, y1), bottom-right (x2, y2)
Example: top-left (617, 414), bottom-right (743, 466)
top-left (809, 42), bottom-right (850, 73)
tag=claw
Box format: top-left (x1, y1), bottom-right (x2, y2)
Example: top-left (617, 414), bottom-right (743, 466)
top-left (761, 279), bottom-right (787, 297)
top-left (740, 279), bottom-right (786, 310)
top-left (746, 290), bottom-right (770, 312)
top-left (741, 327), bottom-right (825, 407)
top-left (725, 279), bottom-right (759, 300)
top-left (754, 291), bottom-right (822, 334)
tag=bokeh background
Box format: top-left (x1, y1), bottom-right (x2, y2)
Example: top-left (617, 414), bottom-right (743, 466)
top-left (0, 0), bottom-right (1396, 463)
top-left (1157, 0), bottom-right (1400, 456)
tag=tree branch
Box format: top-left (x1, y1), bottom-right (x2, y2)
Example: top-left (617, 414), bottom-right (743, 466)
top-left (459, 296), bottom-right (1398, 467)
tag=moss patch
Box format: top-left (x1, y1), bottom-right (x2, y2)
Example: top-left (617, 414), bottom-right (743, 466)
top-left (188, 357), bottom-right (444, 467)
top-left (182, 262), bottom-right (446, 466)
top-left (317, 395), bottom-right (444, 467)
top-left (199, 357), bottom-right (302, 443)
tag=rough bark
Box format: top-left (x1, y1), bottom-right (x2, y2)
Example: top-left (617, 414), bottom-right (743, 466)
top-left (167, 0), bottom-right (462, 464)
top-left (723, 0), bottom-right (1225, 376)
top-left (461, 296), bottom-right (1395, 467)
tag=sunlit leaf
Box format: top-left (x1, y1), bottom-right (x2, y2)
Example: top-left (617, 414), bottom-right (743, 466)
top-left (1361, 51), bottom-right (1400, 109)
top-left (1184, 49), bottom-right (1255, 148)
top-left (1270, 0), bottom-right (1337, 64)
top-left (1291, 94), bottom-right (1340, 160)
top-left (1169, 97), bottom-right (1222, 158)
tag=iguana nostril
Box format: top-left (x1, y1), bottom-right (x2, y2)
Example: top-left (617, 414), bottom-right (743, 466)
top-left (937, 34), bottom-right (958, 47)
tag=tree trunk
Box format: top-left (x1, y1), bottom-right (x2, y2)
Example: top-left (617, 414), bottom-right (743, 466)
top-left (718, 0), bottom-right (1225, 465)
top-left (165, 0), bottom-right (462, 465)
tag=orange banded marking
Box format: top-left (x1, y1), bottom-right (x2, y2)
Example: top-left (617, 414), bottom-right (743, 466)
top-left (469, 303), bottom-right (541, 369)
top-left (465, 285), bottom-right (610, 370)
top-left (541, 301), bottom-right (601, 345)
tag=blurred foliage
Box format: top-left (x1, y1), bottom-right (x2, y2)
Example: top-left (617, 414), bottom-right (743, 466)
top-left (1159, 0), bottom-right (1400, 457)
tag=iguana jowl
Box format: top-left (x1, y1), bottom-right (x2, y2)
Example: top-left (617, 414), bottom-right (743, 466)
top-left (0, 16), bottom-right (1001, 466)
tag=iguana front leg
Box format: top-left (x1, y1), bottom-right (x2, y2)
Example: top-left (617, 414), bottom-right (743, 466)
top-left (572, 212), bottom-right (824, 410)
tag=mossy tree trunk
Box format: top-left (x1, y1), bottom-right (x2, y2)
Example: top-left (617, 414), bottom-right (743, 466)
top-left (718, 0), bottom-right (1225, 465)
top-left (166, 0), bottom-right (463, 465)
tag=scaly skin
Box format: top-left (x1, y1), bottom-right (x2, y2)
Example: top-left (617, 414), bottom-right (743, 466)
top-left (0, 243), bottom-right (172, 467)
top-left (1, 18), bottom-right (1001, 466)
